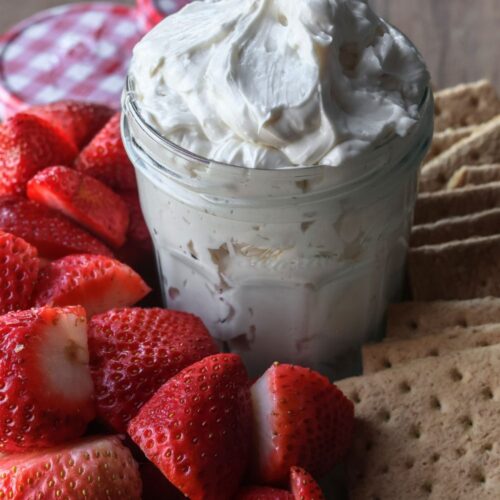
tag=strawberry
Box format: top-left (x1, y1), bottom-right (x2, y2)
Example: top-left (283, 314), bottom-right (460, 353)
top-left (120, 190), bottom-right (153, 251)
top-left (236, 486), bottom-right (293, 499)
top-left (27, 100), bottom-right (114, 149)
top-left (88, 307), bottom-right (218, 432)
top-left (33, 254), bottom-right (151, 317)
top-left (0, 306), bottom-right (95, 452)
top-left (76, 113), bottom-right (137, 191)
top-left (0, 435), bottom-right (142, 499)
top-left (139, 461), bottom-right (185, 500)
top-left (27, 166), bottom-right (130, 248)
top-left (238, 468), bottom-right (325, 500)
top-left (0, 113), bottom-right (78, 195)
top-left (0, 230), bottom-right (39, 314)
top-left (128, 353), bottom-right (252, 500)
top-left (290, 467), bottom-right (326, 500)
top-left (115, 191), bottom-right (155, 274)
top-left (0, 195), bottom-right (113, 259)
top-left (251, 363), bottom-right (354, 485)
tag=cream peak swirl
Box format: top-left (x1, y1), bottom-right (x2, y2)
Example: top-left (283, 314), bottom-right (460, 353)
top-left (130, 0), bottom-right (429, 168)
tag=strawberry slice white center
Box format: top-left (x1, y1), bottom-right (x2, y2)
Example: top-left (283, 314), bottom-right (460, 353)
top-left (250, 370), bottom-right (276, 466)
top-left (36, 308), bottom-right (94, 403)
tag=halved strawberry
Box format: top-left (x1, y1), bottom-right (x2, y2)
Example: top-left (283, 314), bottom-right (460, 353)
top-left (33, 254), bottom-right (151, 317)
top-left (0, 195), bottom-right (113, 259)
top-left (0, 230), bottom-right (39, 314)
top-left (235, 486), bottom-right (293, 499)
top-left (0, 306), bottom-right (95, 452)
top-left (115, 191), bottom-right (155, 274)
top-left (0, 113), bottom-right (78, 195)
top-left (290, 467), bottom-right (326, 500)
top-left (27, 100), bottom-right (114, 149)
top-left (139, 461), bottom-right (185, 500)
top-left (27, 166), bottom-right (130, 248)
top-left (128, 353), bottom-right (252, 500)
top-left (89, 307), bottom-right (218, 432)
top-left (0, 436), bottom-right (142, 498)
top-left (76, 113), bottom-right (137, 191)
top-left (120, 191), bottom-right (152, 251)
top-left (251, 363), bottom-right (354, 485)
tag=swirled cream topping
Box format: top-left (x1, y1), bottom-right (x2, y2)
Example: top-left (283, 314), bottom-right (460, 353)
top-left (130, 0), bottom-right (429, 168)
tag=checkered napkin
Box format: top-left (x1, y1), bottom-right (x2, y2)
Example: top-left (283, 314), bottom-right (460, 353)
top-left (0, 3), bottom-right (144, 120)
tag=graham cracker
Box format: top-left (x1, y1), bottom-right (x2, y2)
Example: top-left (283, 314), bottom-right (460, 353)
top-left (414, 182), bottom-right (500, 225)
top-left (386, 298), bottom-right (500, 339)
top-left (363, 323), bottom-right (500, 374)
top-left (338, 345), bottom-right (500, 499)
top-left (419, 114), bottom-right (500, 192)
top-left (411, 208), bottom-right (500, 247)
top-left (409, 235), bottom-right (500, 301)
top-left (447, 164), bottom-right (500, 189)
top-left (423, 126), bottom-right (476, 164)
top-left (434, 79), bottom-right (500, 132)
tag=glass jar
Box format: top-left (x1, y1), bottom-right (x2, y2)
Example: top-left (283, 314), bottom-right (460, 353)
top-left (122, 77), bottom-right (433, 379)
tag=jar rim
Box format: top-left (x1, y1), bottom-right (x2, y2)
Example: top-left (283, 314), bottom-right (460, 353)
top-left (122, 74), bottom-right (433, 179)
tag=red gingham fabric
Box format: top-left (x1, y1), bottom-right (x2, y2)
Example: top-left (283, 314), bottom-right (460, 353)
top-left (0, 3), bottom-right (145, 120)
top-left (136, 0), bottom-right (190, 30)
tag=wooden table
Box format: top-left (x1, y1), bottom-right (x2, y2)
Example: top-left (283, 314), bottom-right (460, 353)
top-left (0, 0), bottom-right (499, 90)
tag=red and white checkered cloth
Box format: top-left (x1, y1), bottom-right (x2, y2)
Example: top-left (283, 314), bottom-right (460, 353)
top-left (0, 3), bottom-right (145, 120)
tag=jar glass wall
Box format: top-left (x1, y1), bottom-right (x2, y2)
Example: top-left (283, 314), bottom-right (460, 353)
top-left (122, 79), bottom-right (433, 379)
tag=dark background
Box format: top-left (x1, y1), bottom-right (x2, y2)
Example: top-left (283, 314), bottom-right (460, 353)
top-left (0, 0), bottom-right (499, 90)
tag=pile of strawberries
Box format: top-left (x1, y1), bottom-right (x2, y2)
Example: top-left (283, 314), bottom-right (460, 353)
top-left (0, 102), bottom-right (355, 499)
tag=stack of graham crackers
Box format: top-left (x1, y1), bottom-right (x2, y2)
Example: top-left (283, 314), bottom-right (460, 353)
top-left (412, 80), bottom-right (500, 300)
top-left (337, 81), bottom-right (500, 499)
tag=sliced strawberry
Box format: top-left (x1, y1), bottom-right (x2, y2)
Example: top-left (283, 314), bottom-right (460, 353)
top-left (0, 306), bottom-right (95, 452)
top-left (235, 486), bottom-right (293, 499)
top-left (0, 230), bottom-right (39, 314)
top-left (251, 363), bottom-right (354, 485)
top-left (290, 467), bottom-right (326, 500)
top-left (89, 307), bottom-right (218, 432)
top-left (0, 113), bottom-right (78, 195)
top-left (120, 191), bottom-right (151, 250)
top-left (0, 195), bottom-right (113, 260)
top-left (27, 100), bottom-right (114, 149)
top-left (115, 191), bottom-right (155, 274)
top-left (139, 461), bottom-right (185, 500)
top-left (120, 190), bottom-right (153, 252)
top-left (76, 113), bottom-right (137, 191)
top-left (33, 254), bottom-right (151, 317)
top-left (237, 468), bottom-right (325, 500)
top-left (27, 166), bottom-right (130, 248)
top-left (128, 353), bottom-right (252, 500)
top-left (0, 435), bottom-right (142, 498)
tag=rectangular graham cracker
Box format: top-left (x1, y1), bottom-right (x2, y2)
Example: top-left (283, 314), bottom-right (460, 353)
top-left (413, 182), bottom-right (500, 225)
top-left (423, 126), bottom-right (476, 164)
top-left (447, 164), bottom-right (500, 189)
top-left (419, 114), bottom-right (500, 192)
top-left (408, 235), bottom-right (500, 301)
top-left (434, 79), bottom-right (500, 132)
top-left (386, 298), bottom-right (500, 339)
top-left (338, 345), bottom-right (500, 500)
top-left (363, 323), bottom-right (500, 374)
top-left (410, 208), bottom-right (500, 247)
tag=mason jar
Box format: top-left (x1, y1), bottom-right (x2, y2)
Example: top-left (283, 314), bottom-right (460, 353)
top-left (122, 77), bottom-right (433, 379)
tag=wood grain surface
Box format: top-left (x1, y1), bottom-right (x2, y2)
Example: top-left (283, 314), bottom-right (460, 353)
top-left (0, 0), bottom-right (498, 91)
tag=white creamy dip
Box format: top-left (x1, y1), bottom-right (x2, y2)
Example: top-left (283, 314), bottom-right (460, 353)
top-left (123, 0), bottom-right (433, 378)
top-left (130, 0), bottom-right (429, 168)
